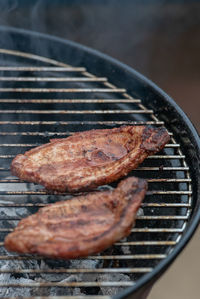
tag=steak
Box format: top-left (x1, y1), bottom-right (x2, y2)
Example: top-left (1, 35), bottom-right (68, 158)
top-left (5, 177), bottom-right (147, 259)
top-left (11, 126), bottom-right (169, 192)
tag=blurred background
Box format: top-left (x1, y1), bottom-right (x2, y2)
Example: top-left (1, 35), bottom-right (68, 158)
top-left (0, 0), bottom-right (199, 298)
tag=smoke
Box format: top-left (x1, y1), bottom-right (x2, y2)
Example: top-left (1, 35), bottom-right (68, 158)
top-left (0, 0), bottom-right (198, 78)
top-left (0, 0), bottom-right (166, 73)
top-left (0, 0), bottom-right (18, 16)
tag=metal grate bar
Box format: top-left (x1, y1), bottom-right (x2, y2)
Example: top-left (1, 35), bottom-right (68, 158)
top-left (0, 203), bottom-right (191, 208)
top-left (0, 98), bottom-right (141, 103)
top-left (0, 178), bottom-right (191, 183)
top-left (0, 109), bottom-right (153, 114)
top-left (0, 179), bottom-right (20, 182)
top-left (0, 154), bottom-right (185, 159)
top-left (147, 178), bottom-right (191, 182)
top-left (0, 166), bottom-right (189, 171)
top-left (131, 227), bottom-right (185, 233)
top-left (0, 254), bottom-right (166, 260)
top-left (143, 203), bottom-right (191, 207)
top-left (0, 144), bottom-right (39, 147)
top-left (0, 190), bottom-right (192, 195)
top-left (164, 144), bottom-right (180, 148)
top-left (0, 120), bottom-right (164, 125)
top-left (0, 191), bottom-right (48, 195)
top-left (0, 88), bottom-right (126, 93)
top-left (0, 268), bottom-right (152, 274)
top-left (115, 241), bottom-right (176, 246)
top-left (135, 166), bottom-right (189, 171)
top-left (0, 131), bottom-right (173, 137)
top-left (137, 167), bottom-right (189, 171)
top-left (137, 215), bottom-right (189, 220)
top-left (0, 76), bottom-right (107, 82)
top-left (0, 214), bottom-right (189, 222)
top-left (0, 143), bottom-right (178, 147)
top-left (0, 282), bottom-right (135, 288)
top-left (148, 155), bottom-right (185, 159)
top-left (91, 254), bottom-right (164, 259)
top-left (0, 241), bottom-right (176, 247)
top-left (0, 66), bottom-right (85, 71)
top-left (0, 49), bottom-right (77, 67)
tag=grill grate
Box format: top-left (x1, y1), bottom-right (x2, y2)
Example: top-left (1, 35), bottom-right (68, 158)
top-left (0, 48), bottom-right (192, 298)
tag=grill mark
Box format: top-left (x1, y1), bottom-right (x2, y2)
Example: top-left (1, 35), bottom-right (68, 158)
top-left (141, 126), bottom-right (170, 153)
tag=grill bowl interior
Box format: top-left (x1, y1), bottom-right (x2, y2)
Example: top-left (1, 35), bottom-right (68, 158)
top-left (0, 26), bottom-right (199, 299)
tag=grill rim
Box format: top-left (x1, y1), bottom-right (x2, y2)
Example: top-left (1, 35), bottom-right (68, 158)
top-left (0, 25), bottom-right (199, 299)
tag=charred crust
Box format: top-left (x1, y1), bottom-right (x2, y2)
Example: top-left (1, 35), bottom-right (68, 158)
top-left (140, 126), bottom-right (170, 153)
top-left (126, 178), bottom-right (147, 200)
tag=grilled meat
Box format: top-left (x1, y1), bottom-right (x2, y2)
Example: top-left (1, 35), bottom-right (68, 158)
top-left (5, 177), bottom-right (147, 259)
top-left (11, 126), bottom-right (169, 192)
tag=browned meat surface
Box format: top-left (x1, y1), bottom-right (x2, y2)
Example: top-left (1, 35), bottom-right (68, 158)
top-left (11, 126), bottom-right (169, 192)
top-left (5, 177), bottom-right (147, 259)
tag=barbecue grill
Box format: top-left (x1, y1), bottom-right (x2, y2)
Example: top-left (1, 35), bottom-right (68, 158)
top-left (0, 26), bottom-right (199, 299)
